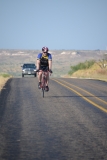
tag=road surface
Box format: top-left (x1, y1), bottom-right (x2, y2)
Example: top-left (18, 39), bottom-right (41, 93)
top-left (0, 77), bottom-right (107, 160)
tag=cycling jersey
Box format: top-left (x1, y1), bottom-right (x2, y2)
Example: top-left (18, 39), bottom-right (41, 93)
top-left (37, 53), bottom-right (52, 68)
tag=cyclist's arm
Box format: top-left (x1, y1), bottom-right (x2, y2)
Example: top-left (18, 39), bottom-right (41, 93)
top-left (37, 53), bottom-right (42, 70)
top-left (49, 60), bottom-right (52, 70)
top-left (48, 54), bottom-right (52, 70)
top-left (37, 59), bottom-right (40, 70)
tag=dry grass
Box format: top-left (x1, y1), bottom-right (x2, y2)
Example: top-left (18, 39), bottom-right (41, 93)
top-left (0, 76), bottom-right (10, 91)
top-left (69, 63), bottom-right (107, 81)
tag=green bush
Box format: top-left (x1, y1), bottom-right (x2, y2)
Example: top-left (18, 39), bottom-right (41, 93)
top-left (0, 73), bottom-right (11, 78)
top-left (68, 60), bottom-right (95, 75)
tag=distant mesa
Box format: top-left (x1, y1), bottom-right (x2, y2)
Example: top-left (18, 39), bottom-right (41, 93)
top-left (61, 51), bottom-right (77, 55)
top-left (72, 52), bottom-right (77, 55)
top-left (61, 52), bottom-right (67, 55)
top-left (11, 53), bottom-right (29, 56)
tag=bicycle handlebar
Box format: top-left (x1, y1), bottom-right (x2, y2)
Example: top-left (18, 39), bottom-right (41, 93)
top-left (36, 69), bottom-right (53, 73)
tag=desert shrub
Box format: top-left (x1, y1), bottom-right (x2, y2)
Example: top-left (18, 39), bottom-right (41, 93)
top-left (97, 69), bottom-right (107, 75)
top-left (68, 60), bottom-right (95, 75)
top-left (0, 73), bottom-right (11, 78)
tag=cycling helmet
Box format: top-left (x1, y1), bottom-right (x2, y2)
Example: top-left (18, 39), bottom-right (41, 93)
top-left (42, 46), bottom-right (49, 52)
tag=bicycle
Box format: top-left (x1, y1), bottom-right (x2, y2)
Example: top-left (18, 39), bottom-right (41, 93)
top-left (37, 68), bottom-right (52, 98)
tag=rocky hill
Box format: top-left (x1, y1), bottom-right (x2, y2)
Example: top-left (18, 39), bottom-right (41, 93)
top-left (0, 49), bottom-right (107, 77)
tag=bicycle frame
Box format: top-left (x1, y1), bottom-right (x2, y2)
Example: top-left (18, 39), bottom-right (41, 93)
top-left (41, 70), bottom-right (49, 98)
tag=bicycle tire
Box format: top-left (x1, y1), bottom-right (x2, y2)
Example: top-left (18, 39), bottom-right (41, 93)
top-left (42, 76), bottom-right (45, 98)
top-left (41, 71), bottom-right (48, 98)
top-left (42, 87), bottom-right (44, 98)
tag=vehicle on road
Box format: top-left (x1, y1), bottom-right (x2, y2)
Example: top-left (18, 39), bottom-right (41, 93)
top-left (21, 63), bottom-right (37, 77)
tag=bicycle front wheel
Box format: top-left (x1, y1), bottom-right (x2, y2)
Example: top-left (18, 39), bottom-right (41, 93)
top-left (42, 87), bottom-right (45, 98)
top-left (41, 73), bottom-right (46, 98)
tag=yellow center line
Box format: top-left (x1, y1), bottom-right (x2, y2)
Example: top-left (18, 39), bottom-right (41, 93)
top-left (52, 79), bottom-right (107, 113)
top-left (59, 79), bottom-right (107, 105)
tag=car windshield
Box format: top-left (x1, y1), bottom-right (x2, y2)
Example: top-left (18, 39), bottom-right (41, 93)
top-left (23, 64), bottom-right (36, 68)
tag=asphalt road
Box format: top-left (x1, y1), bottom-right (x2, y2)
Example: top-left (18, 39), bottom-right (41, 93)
top-left (0, 77), bottom-right (107, 160)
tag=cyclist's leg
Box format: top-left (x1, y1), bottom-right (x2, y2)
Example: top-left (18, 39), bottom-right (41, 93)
top-left (38, 71), bottom-right (42, 82)
top-left (38, 71), bottom-right (42, 88)
top-left (37, 66), bottom-right (43, 82)
top-left (45, 72), bottom-right (49, 91)
top-left (45, 72), bottom-right (49, 86)
top-left (41, 66), bottom-right (49, 91)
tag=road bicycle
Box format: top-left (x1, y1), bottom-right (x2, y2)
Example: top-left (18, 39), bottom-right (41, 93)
top-left (37, 69), bottom-right (52, 98)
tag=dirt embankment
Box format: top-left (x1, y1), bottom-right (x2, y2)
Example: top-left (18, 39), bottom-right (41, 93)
top-left (0, 77), bottom-right (10, 91)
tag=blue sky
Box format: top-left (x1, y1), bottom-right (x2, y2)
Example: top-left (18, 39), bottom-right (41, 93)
top-left (0, 0), bottom-right (107, 50)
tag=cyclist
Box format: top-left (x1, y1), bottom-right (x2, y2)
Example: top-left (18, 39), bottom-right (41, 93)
top-left (36, 46), bottom-right (52, 91)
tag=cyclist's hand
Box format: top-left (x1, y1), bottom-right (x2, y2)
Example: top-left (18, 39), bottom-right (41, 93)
top-left (36, 69), bottom-right (39, 72)
top-left (49, 69), bottom-right (53, 73)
